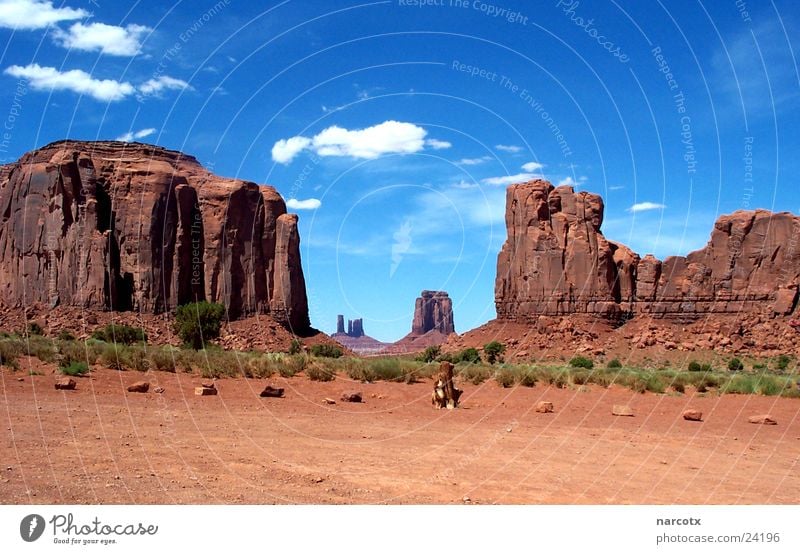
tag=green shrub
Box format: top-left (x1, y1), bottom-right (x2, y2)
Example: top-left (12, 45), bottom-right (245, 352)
top-left (417, 345), bottom-right (441, 363)
top-left (57, 340), bottom-right (98, 367)
top-left (645, 374), bottom-right (666, 394)
top-left (309, 343), bottom-right (343, 358)
top-left (728, 358), bottom-right (744, 371)
top-left (25, 335), bottom-right (58, 363)
top-left (606, 358), bottom-right (622, 369)
top-left (57, 329), bottom-right (76, 341)
top-left (92, 324), bottom-right (147, 345)
top-left (149, 347), bottom-right (181, 372)
top-left (756, 378), bottom-right (784, 396)
top-left (245, 354), bottom-right (276, 379)
top-left (288, 338), bottom-right (303, 355)
top-left (518, 368), bottom-right (537, 387)
top-left (672, 381), bottom-right (685, 393)
top-left (60, 361), bottom-right (89, 376)
top-left (366, 358), bottom-right (404, 381)
top-left (494, 367), bottom-right (516, 388)
top-left (687, 360), bottom-right (702, 372)
top-left (571, 371), bottom-right (589, 385)
top-left (753, 362), bottom-right (766, 370)
top-left (483, 341), bottom-right (506, 364)
top-left (724, 375), bottom-right (756, 395)
top-left (0, 337), bottom-right (22, 369)
top-left (306, 361), bottom-right (336, 381)
top-left (775, 354), bottom-right (792, 371)
top-left (173, 302), bottom-right (225, 349)
top-left (457, 348), bottom-right (481, 364)
top-left (456, 363), bottom-right (492, 385)
top-left (569, 356), bottom-right (594, 369)
top-left (27, 322), bottom-right (44, 336)
top-left (277, 354), bottom-right (306, 377)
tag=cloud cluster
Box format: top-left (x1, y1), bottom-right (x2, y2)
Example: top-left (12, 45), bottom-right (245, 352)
top-left (627, 201), bottom-right (666, 213)
top-left (4, 64), bottom-right (190, 102)
top-left (0, 0), bottom-right (85, 30)
top-left (116, 128), bottom-right (156, 142)
top-left (286, 198), bottom-right (321, 210)
top-left (272, 121), bottom-right (450, 164)
top-left (52, 22), bottom-right (150, 56)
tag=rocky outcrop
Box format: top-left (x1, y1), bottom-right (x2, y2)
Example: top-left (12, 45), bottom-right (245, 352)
top-left (412, 291), bottom-right (455, 335)
top-left (495, 180), bottom-right (800, 322)
top-left (0, 140), bottom-right (310, 332)
top-left (330, 315), bottom-right (386, 354)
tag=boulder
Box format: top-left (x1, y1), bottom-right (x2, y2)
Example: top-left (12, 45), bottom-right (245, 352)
top-left (535, 401), bottom-right (554, 413)
top-left (612, 404), bottom-right (634, 417)
top-left (54, 377), bottom-right (76, 390)
top-left (127, 381), bottom-right (149, 393)
top-left (682, 409), bottom-right (702, 421)
top-left (195, 382), bottom-right (217, 396)
top-left (153, 386), bottom-right (166, 394)
top-left (340, 391), bottom-right (363, 403)
top-left (260, 385), bottom-right (284, 398)
top-left (748, 414), bottom-right (777, 425)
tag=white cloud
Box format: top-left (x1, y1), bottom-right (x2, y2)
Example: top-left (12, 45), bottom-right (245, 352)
top-left (627, 201), bottom-right (666, 213)
top-left (457, 156), bottom-right (491, 165)
top-left (425, 138), bottom-right (451, 150)
top-left (482, 172), bottom-right (537, 186)
top-left (521, 161), bottom-right (544, 172)
top-left (558, 176), bottom-right (577, 187)
top-left (271, 121), bottom-right (446, 164)
top-left (116, 128), bottom-right (156, 142)
top-left (138, 75), bottom-right (190, 95)
top-left (286, 198), bottom-right (321, 210)
top-left (272, 136), bottom-right (311, 164)
top-left (609, 185), bottom-right (625, 191)
top-left (52, 22), bottom-right (150, 56)
top-left (496, 144), bottom-right (522, 153)
top-left (0, 0), bottom-right (86, 30)
top-left (4, 63), bottom-right (135, 101)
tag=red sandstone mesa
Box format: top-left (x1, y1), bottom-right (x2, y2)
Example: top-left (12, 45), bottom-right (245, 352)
top-left (495, 180), bottom-right (800, 321)
top-left (0, 141), bottom-right (309, 332)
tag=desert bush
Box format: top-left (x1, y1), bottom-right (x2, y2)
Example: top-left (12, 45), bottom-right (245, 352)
top-left (571, 371), bottom-right (589, 385)
top-left (174, 301), bottom-right (224, 349)
top-left (494, 367), bottom-right (516, 388)
top-left (569, 356), bottom-right (594, 369)
top-left (724, 375), bottom-right (756, 395)
top-left (728, 358), bottom-right (744, 371)
top-left (518, 367), bottom-right (537, 387)
top-left (245, 354), bottom-right (276, 379)
top-left (457, 348), bottom-right (481, 364)
top-left (309, 343), bottom-right (343, 358)
top-left (366, 358), bottom-right (404, 381)
top-left (644, 374), bottom-right (666, 394)
top-left (92, 324), bottom-right (147, 345)
top-left (672, 381), bottom-right (685, 393)
top-left (0, 337), bottom-right (23, 369)
top-left (687, 360), bottom-right (702, 372)
top-left (26, 322), bottom-right (44, 336)
top-left (483, 341), bottom-right (506, 365)
top-left (277, 354), bottom-right (306, 378)
top-left (753, 362), bottom-right (766, 370)
top-left (456, 362), bottom-right (492, 385)
top-left (24, 335), bottom-right (58, 363)
top-left (57, 340), bottom-right (98, 367)
top-left (57, 329), bottom-right (76, 341)
top-left (288, 338), bottom-right (303, 355)
top-left (606, 358), bottom-right (622, 369)
top-left (306, 361), bottom-right (336, 381)
top-left (149, 347), bottom-right (181, 372)
top-left (60, 361), bottom-right (89, 376)
top-left (756, 378), bottom-right (784, 396)
top-left (775, 354), bottom-right (792, 371)
top-left (417, 345), bottom-right (441, 363)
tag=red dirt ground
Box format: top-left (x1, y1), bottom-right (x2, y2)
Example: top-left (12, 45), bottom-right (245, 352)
top-left (2, 359), bottom-right (799, 504)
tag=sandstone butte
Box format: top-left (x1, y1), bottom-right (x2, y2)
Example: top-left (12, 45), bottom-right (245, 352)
top-left (449, 179), bottom-right (800, 359)
top-left (494, 180), bottom-right (799, 320)
top-left (386, 290), bottom-right (456, 353)
top-left (0, 140), bottom-right (309, 333)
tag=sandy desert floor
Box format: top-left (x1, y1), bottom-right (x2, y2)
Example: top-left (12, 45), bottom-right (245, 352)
top-left (2, 360), bottom-right (799, 504)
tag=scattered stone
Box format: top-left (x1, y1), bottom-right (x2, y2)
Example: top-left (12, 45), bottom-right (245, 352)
top-left (260, 385), bottom-right (285, 398)
top-left (153, 386), bottom-right (165, 394)
top-left (462, 495), bottom-right (471, 503)
top-left (16, 377), bottom-right (23, 382)
top-left (127, 381), bottom-right (149, 393)
top-left (748, 414), bottom-right (777, 425)
top-left (340, 391), bottom-right (363, 403)
top-left (612, 404), bottom-right (634, 417)
top-left (535, 401), bottom-right (554, 413)
top-left (195, 382), bottom-right (217, 396)
top-left (323, 398), bottom-right (336, 405)
top-left (682, 409), bottom-right (703, 422)
top-left (54, 377), bottom-right (76, 390)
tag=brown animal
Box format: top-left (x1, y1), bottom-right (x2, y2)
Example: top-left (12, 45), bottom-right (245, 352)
top-left (432, 361), bottom-right (462, 409)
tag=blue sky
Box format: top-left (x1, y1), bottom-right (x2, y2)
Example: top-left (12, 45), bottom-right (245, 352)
top-left (1, 0), bottom-right (798, 341)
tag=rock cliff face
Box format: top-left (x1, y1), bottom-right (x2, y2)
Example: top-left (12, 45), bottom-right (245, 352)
top-left (0, 140), bottom-right (310, 332)
top-left (495, 180), bottom-right (800, 322)
top-left (412, 290), bottom-right (455, 335)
